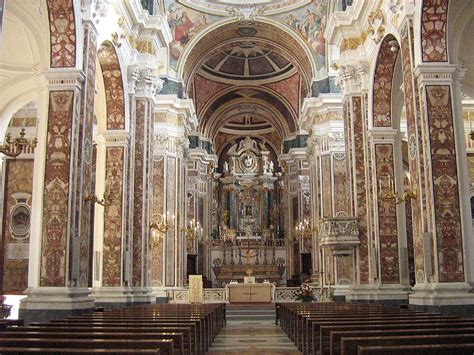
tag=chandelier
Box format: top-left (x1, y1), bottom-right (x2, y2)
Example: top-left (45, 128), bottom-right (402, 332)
top-left (0, 128), bottom-right (37, 158)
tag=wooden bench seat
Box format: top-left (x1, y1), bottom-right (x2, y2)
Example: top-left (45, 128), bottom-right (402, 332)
top-left (357, 343), bottom-right (474, 354)
top-left (0, 338), bottom-right (174, 354)
top-left (0, 347), bottom-right (160, 353)
top-left (10, 325), bottom-right (192, 355)
top-left (341, 334), bottom-right (474, 355)
top-left (0, 331), bottom-right (184, 355)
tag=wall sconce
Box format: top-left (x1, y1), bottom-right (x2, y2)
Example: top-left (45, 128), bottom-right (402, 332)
top-left (183, 219), bottom-right (203, 242)
top-left (150, 212), bottom-right (174, 245)
top-left (295, 219), bottom-right (313, 240)
top-left (0, 128), bottom-right (37, 158)
top-left (379, 174), bottom-right (417, 205)
top-left (85, 179), bottom-right (114, 207)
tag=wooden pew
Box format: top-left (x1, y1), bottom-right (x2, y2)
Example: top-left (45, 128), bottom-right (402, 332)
top-left (0, 338), bottom-right (174, 354)
top-left (340, 334), bottom-right (474, 355)
top-left (0, 331), bottom-right (185, 355)
top-left (9, 325), bottom-right (192, 355)
top-left (357, 343), bottom-right (474, 354)
top-left (0, 348), bottom-right (160, 353)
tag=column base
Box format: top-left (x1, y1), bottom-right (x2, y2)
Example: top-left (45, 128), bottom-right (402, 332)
top-left (346, 284), bottom-right (410, 306)
top-left (130, 286), bottom-right (155, 304)
top-left (92, 286), bottom-right (134, 310)
top-left (150, 287), bottom-right (168, 304)
top-left (19, 287), bottom-right (94, 324)
top-left (409, 282), bottom-right (474, 305)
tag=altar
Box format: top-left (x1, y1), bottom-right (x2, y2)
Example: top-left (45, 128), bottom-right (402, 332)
top-left (226, 283), bottom-right (274, 303)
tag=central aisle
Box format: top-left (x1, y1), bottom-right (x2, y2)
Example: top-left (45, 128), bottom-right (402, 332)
top-left (207, 304), bottom-right (302, 354)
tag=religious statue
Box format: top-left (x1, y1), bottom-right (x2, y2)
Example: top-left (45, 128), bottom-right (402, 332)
top-left (244, 154), bottom-right (253, 168)
top-left (269, 160), bottom-right (274, 173)
top-left (223, 161), bottom-right (229, 174)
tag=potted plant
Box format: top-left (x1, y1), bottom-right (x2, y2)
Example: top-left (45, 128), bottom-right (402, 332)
top-left (295, 282), bottom-right (316, 302)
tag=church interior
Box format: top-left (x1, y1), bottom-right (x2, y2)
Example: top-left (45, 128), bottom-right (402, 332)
top-left (0, 0), bottom-right (474, 352)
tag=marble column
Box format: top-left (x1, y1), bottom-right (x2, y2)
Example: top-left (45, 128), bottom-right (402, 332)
top-left (408, 64), bottom-right (474, 310)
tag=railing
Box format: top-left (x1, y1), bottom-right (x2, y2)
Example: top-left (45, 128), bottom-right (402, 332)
top-left (169, 287), bottom-right (332, 303)
top-left (319, 217), bottom-right (359, 250)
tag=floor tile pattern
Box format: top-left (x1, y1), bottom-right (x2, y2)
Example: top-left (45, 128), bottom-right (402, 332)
top-left (207, 305), bottom-right (301, 354)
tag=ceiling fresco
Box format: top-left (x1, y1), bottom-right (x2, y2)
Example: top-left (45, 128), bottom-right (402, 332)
top-left (166, 0), bottom-right (328, 78)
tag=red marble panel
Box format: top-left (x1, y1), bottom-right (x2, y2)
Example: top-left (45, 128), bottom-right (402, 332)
top-left (333, 153), bottom-right (350, 216)
top-left (425, 85), bottom-right (464, 282)
top-left (102, 147), bottom-right (125, 287)
top-left (41, 91), bottom-right (74, 287)
top-left (336, 255), bottom-right (354, 285)
top-left (151, 159), bottom-right (164, 286)
top-left (46, 0), bottom-right (76, 68)
top-left (400, 23), bottom-right (426, 281)
top-left (321, 155), bottom-right (332, 218)
top-left (352, 96), bottom-right (370, 283)
top-left (132, 99), bottom-right (146, 287)
top-left (78, 24), bottom-right (97, 287)
top-left (1, 160), bottom-right (33, 293)
top-left (193, 74), bottom-right (231, 115)
top-left (343, 100), bottom-right (353, 215)
top-left (98, 42), bottom-right (126, 130)
top-left (373, 36), bottom-right (399, 127)
top-left (375, 144), bottom-right (400, 284)
top-left (165, 157), bottom-right (176, 286)
top-left (264, 73), bottom-right (300, 117)
top-left (421, 0), bottom-right (449, 62)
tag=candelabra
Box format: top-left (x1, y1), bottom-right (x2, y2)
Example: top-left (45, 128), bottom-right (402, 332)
top-left (0, 128), bottom-right (37, 158)
top-left (150, 212), bottom-right (173, 245)
top-left (183, 219), bottom-right (203, 242)
top-left (85, 179), bottom-right (114, 207)
top-left (295, 219), bottom-right (312, 240)
top-left (378, 174), bottom-right (417, 205)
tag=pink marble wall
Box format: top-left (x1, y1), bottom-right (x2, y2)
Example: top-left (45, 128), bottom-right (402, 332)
top-left (46, 0), bottom-right (76, 68)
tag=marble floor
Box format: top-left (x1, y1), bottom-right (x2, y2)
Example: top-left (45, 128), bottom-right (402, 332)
top-left (207, 305), bottom-right (302, 354)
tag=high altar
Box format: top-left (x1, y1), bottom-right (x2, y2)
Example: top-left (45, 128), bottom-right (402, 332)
top-left (210, 137), bottom-right (288, 286)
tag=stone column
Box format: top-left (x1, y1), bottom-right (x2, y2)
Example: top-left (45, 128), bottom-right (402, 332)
top-left (92, 131), bottom-right (131, 308)
top-left (20, 68), bottom-right (96, 322)
top-left (129, 68), bottom-right (160, 303)
top-left (338, 64), bottom-right (378, 300)
top-left (408, 64), bottom-right (474, 311)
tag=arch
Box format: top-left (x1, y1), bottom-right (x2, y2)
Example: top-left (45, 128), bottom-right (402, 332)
top-left (372, 34), bottom-right (400, 128)
top-left (46, 0), bottom-right (78, 68)
top-left (177, 17), bottom-right (317, 90)
top-left (419, 0), bottom-right (449, 63)
top-left (448, 1), bottom-right (474, 65)
top-left (97, 41), bottom-right (126, 130)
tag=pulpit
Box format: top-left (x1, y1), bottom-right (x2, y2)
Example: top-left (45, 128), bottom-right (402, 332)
top-left (226, 283), bottom-right (274, 303)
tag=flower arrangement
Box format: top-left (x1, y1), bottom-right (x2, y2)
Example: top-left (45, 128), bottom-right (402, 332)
top-left (295, 282), bottom-right (316, 302)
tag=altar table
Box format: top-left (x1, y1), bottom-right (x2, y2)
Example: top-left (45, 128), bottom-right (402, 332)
top-left (226, 283), bottom-right (274, 303)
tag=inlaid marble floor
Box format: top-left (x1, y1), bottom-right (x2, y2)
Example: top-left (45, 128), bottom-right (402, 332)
top-left (207, 305), bottom-right (302, 354)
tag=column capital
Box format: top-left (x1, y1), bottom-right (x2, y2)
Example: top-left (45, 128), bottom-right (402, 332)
top-left (413, 64), bottom-right (460, 86)
top-left (42, 69), bottom-right (85, 91)
top-left (96, 131), bottom-right (130, 146)
top-left (136, 68), bottom-right (163, 101)
top-left (367, 127), bottom-right (402, 142)
top-left (336, 61), bottom-right (369, 96)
